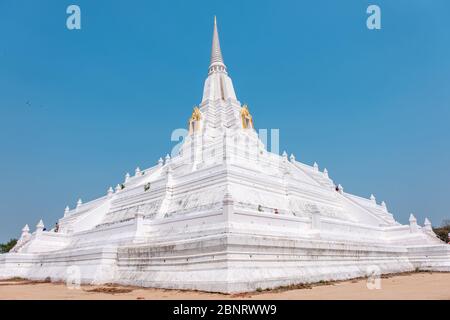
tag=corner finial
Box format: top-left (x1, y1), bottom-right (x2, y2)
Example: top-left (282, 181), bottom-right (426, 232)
top-left (290, 153), bottom-right (295, 163)
top-left (424, 218), bottom-right (433, 232)
top-left (22, 224), bottom-right (30, 235)
top-left (409, 213), bottom-right (418, 233)
top-left (36, 219), bottom-right (45, 234)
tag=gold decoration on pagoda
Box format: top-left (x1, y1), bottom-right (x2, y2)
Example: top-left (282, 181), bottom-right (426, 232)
top-left (188, 106), bottom-right (202, 134)
top-left (240, 104), bottom-right (254, 129)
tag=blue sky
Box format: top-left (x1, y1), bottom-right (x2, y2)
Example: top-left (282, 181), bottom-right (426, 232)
top-left (0, 0), bottom-right (449, 242)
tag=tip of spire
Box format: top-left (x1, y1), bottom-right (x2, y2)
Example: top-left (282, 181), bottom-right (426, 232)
top-left (209, 16), bottom-right (226, 72)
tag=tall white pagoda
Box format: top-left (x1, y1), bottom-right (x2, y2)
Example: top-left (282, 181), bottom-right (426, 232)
top-left (1, 18), bottom-right (449, 293)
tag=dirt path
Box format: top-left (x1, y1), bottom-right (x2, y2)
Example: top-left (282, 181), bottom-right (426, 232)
top-left (0, 272), bottom-right (449, 300)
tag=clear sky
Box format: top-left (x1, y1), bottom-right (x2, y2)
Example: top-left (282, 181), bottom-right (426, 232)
top-left (0, 0), bottom-right (449, 242)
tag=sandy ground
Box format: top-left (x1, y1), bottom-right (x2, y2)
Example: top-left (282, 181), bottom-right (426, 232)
top-left (0, 272), bottom-right (449, 300)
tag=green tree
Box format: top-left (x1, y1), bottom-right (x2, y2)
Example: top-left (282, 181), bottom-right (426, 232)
top-left (0, 239), bottom-right (17, 253)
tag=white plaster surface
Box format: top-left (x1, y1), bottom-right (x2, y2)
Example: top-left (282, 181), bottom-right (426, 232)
top-left (1, 19), bottom-right (449, 293)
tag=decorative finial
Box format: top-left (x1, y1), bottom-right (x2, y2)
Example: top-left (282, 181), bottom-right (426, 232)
top-left (409, 213), bottom-right (418, 233)
top-left (158, 157), bottom-right (164, 166)
top-left (424, 218), bottom-right (432, 231)
top-left (282, 151), bottom-right (288, 159)
top-left (64, 206), bottom-right (70, 215)
top-left (323, 168), bottom-right (329, 177)
top-left (165, 154), bottom-right (171, 165)
top-left (381, 201), bottom-right (387, 211)
top-left (135, 167), bottom-right (141, 176)
top-left (115, 184), bottom-right (121, 192)
top-left (22, 224), bottom-right (30, 234)
top-left (76, 198), bottom-right (82, 207)
top-left (125, 172), bottom-right (130, 182)
top-left (36, 219), bottom-right (45, 233)
top-left (313, 162), bottom-right (319, 171)
top-left (290, 154), bottom-right (295, 162)
top-left (107, 186), bottom-right (114, 197)
top-left (370, 194), bottom-right (376, 203)
top-left (338, 184), bottom-right (344, 194)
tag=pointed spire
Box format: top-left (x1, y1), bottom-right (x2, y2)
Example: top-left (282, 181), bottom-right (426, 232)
top-left (76, 198), bottom-right (82, 207)
top-left (381, 201), bottom-right (387, 211)
top-left (424, 218), bottom-right (433, 232)
top-left (209, 16), bottom-right (225, 71)
top-left (409, 213), bottom-right (418, 233)
top-left (64, 206), bottom-right (70, 215)
top-left (36, 219), bottom-right (45, 233)
top-left (158, 157), bottom-right (164, 166)
top-left (107, 186), bottom-right (114, 197)
top-left (370, 194), bottom-right (376, 203)
top-left (313, 162), bottom-right (319, 171)
top-left (135, 167), bottom-right (141, 176)
top-left (290, 153), bottom-right (296, 163)
top-left (323, 168), bottom-right (329, 177)
top-left (22, 224), bottom-right (30, 234)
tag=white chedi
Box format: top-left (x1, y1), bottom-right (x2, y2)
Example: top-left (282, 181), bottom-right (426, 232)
top-left (1, 17), bottom-right (449, 294)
